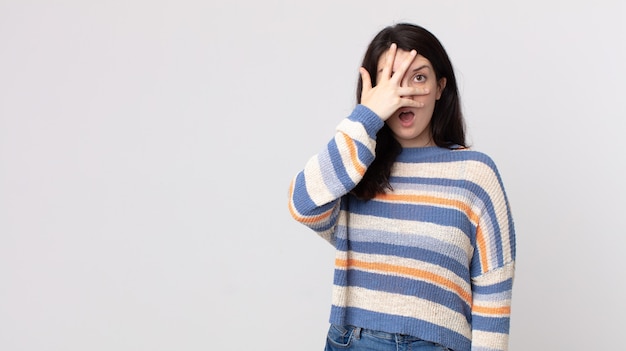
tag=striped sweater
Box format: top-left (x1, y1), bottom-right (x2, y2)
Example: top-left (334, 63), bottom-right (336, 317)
top-left (288, 105), bottom-right (516, 351)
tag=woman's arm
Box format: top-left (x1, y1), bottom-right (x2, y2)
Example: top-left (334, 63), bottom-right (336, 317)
top-left (469, 156), bottom-right (516, 351)
top-left (287, 105), bottom-right (383, 244)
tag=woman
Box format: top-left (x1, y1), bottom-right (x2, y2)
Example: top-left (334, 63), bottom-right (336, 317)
top-left (288, 23), bottom-right (516, 351)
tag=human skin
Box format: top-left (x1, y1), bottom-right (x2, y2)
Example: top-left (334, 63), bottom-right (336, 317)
top-left (359, 43), bottom-right (447, 147)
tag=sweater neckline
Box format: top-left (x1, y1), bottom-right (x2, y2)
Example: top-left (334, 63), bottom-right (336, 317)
top-left (396, 146), bottom-right (455, 162)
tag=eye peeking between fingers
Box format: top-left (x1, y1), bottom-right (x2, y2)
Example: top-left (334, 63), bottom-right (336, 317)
top-left (412, 74), bottom-right (426, 83)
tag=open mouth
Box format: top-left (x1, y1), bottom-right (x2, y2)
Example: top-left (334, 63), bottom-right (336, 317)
top-left (399, 111), bottom-right (415, 124)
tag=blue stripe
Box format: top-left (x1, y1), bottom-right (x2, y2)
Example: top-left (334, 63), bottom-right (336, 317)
top-left (347, 104), bottom-right (384, 138)
top-left (291, 173), bottom-right (342, 235)
top-left (473, 290), bottom-right (512, 302)
top-left (326, 142), bottom-right (353, 194)
top-left (332, 269), bottom-right (471, 317)
top-left (472, 278), bottom-right (513, 295)
top-left (310, 204), bottom-right (341, 233)
top-left (348, 199), bottom-right (476, 237)
top-left (291, 173), bottom-right (335, 216)
top-left (470, 250), bottom-right (484, 278)
top-left (355, 138), bottom-right (375, 166)
top-left (334, 226), bottom-right (470, 267)
top-left (329, 306), bottom-right (471, 351)
top-left (326, 137), bottom-right (376, 194)
top-left (395, 147), bottom-right (493, 165)
top-left (335, 238), bottom-right (470, 282)
top-left (471, 315), bottom-right (511, 333)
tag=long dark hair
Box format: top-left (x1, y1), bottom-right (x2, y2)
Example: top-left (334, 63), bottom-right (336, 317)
top-left (351, 23), bottom-right (467, 200)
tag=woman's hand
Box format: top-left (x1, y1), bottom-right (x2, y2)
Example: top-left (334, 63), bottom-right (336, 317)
top-left (359, 43), bottom-right (429, 121)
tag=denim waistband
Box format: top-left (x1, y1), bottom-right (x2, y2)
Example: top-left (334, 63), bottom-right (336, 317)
top-left (348, 325), bottom-right (423, 342)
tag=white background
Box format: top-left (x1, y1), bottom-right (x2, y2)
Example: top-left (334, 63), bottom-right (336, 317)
top-left (1, 1), bottom-right (625, 350)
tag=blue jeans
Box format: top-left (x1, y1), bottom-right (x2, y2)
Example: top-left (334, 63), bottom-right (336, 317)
top-left (324, 325), bottom-right (451, 351)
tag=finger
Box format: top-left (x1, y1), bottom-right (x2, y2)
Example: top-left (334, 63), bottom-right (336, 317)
top-left (359, 67), bottom-right (373, 91)
top-left (391, 49), bottom-right (417, 84)
top-left (399, 98), bottom-right (425, 108)
top-left (398, 86), bottom-right (430, 96)
top-left (381, 43), bottom-right (397, 80)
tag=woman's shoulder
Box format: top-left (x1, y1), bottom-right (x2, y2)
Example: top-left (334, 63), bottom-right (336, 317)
top-left (448, 146), bottom-right (497, 164)
top-left (451, 147), bottom-right (506, 185)
top-left (397, 145), bottom-right (502, 171)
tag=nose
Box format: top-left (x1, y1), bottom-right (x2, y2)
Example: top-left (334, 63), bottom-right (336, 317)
top-left (400, 79), bottom-right (414, 100)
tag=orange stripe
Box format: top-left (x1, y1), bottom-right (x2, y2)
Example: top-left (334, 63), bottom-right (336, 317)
top-left (336, 258), bottom-right (471, 304)
top-left (376, 193), bottom-right (480, 224)
top-left (288, 179), bottom-right (334, 223)
top-left (475, 225), bottom-right (490, 273)
top-left (340, 132), bottom-right (366, 176)
top-left (472, 305), bottom-right (510, 315)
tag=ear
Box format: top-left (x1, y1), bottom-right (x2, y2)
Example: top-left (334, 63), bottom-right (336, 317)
top-left (436, 77), bottom-right (447, 100)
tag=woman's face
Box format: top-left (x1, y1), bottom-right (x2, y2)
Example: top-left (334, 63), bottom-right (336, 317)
top-left (376, 49), bottom-right (446, 148)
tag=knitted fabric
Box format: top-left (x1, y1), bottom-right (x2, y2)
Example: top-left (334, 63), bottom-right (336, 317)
top-left (288, 105), bottom-right (516, 351)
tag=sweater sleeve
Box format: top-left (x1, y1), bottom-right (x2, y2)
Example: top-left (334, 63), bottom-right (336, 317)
top-left (469, 155), bottom-right (516, 351)
top-left (287, 105), bottom-right (383, 244)
top-left (470, 262), bottom-right (515, 351)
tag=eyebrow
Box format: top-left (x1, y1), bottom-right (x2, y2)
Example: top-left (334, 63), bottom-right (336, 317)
top-left (410, 65), bottom-right (430, 73)
top-left (377, 65), bottom-right (431, 74)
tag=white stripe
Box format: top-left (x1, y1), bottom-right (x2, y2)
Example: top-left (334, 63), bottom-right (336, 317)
top-left (334, 132), bottom-right (365, 185)
top-left (303, 154), bottom-right (335, 206)
top-left (342, 251), bottom-right (471, 298)
top-left (471, 329), bottom-right (509, 351)
top-left (337, 212), bottom-right (474, 261)
top-left (336, 118), bottom-right (376, 154)
top-left (331, 285), bottom-right (471, 339)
